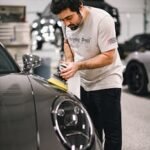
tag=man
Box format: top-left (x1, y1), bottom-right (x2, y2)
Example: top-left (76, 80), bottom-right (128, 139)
top-left (51, 0), bottom-right (123, 150)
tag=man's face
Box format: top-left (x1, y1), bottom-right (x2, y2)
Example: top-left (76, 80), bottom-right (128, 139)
top-left (57, 8), bottom-right (83, 30)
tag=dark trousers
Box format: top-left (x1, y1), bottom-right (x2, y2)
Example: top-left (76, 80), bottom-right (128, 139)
top-left (81, 87), bottom-right (122, 150)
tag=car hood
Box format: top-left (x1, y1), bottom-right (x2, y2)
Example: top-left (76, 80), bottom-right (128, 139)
top-left (0, 73), bottom-right (66, 99)
top-left (27, 74), bottom-right (71, 150)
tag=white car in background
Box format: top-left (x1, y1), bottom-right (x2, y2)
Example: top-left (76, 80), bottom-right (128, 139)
top-left (123, 50), bottom-right (150, 95)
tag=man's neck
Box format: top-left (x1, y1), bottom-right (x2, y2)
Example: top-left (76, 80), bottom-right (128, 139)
top-left (82, 6), bottom-right (90, 22)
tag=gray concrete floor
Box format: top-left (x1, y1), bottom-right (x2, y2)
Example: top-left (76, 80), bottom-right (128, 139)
top-left (122, 86), bottom-right (150, 150)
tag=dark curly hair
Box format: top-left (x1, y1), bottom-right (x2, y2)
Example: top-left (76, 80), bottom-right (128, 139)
top-left (51, 0), bottom-right (83, 14)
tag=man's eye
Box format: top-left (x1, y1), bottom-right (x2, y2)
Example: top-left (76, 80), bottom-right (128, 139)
top-left (66, 16), bottom-right (73, 20)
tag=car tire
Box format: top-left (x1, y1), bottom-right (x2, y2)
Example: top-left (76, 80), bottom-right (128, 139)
top-left (37, 41), bottom-right (43, 50)
top-left (125, 61), bottom-right (148, 95)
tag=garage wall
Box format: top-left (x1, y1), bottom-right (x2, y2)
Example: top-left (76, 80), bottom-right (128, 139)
top-left (106, 0), bottom-right (150, 42)
top-left (0, 0), bottom-right (150, 42)
top-left (0, 0), bottom-right (50, 23)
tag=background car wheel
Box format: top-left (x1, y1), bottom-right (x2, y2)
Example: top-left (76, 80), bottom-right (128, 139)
top-left (125, 61), bottom-right (148, 95)
top-left (37, 41), bottom-right (43, 50)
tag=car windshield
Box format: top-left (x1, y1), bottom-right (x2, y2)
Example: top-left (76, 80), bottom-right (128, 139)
top-left (0, 45), bottom-right (20, 74)
top-left (131, 34), bottom-right (150, 44)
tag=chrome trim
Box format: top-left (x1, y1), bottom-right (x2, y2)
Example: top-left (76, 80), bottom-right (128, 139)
top-left (51, 96), bottom-right (94, 149)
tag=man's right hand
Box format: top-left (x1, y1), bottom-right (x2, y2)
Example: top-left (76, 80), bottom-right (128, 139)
top-left (60, 62), bottom-right (79, 80)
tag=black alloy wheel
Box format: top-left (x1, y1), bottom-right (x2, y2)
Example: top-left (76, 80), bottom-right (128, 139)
top-left (37, 41), bottom-right (43, 50)
top-left (125, 61), bottom-right (148, 95)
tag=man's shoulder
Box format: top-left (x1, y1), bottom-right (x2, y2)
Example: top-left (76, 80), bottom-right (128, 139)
top-left (88, 6), bottom-right (111, 21)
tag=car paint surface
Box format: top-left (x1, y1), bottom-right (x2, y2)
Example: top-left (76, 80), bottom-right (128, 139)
top-left (0, 73), bottom-right (68, 150)
top-left (0, 44), bottom-right (102, 150)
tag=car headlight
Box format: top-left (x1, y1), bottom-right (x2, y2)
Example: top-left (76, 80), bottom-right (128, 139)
top-left (57, 20), bottom-right (62, 27)
top-left (51, 96), bottom-right (94, 150)
top-left (40, 18), bottom-right (46, 24)
top-left (32, 22), bottom-right (38, 28)
top-left (49, 19), bottom-right (56, 25)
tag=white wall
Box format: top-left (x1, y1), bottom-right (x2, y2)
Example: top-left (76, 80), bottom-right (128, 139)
top-left (0, 0), bottom-right (150, 42)
top-left (106, 0), bottom-right (150, 42)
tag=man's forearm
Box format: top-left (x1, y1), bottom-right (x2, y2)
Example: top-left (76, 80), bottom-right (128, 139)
top-left (60, 49), bottom-right (115, 80)
top-left (64, 42), bottom-right (74, 62)
top-left (77, 49), bottom-right (115, 70)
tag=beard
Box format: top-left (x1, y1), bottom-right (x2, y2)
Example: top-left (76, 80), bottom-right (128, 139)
top-left (68, 24), bottom-right (80, 30)
top-left (68, 12), bottom-right (83, 30)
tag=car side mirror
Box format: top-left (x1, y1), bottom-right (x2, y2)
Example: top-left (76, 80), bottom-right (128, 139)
top-left (22, 54), bottom-right (41, 73)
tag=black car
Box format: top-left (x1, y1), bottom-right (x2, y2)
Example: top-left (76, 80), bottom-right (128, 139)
top-left (118, 33), bottom-right (150, 59)
top-left (83, 0), bottom-right (121, 37)
top-left (31, 4), bottom-right (63, 50)
top-left (0, 43), bottom-right (102, 150)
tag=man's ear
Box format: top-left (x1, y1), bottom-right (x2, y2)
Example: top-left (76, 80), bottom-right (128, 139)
top-left (79, 4), bottom-right (83, 10)
top-left (78, 4), bottom-right (84, 15)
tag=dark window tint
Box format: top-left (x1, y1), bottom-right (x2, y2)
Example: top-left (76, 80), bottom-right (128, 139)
top-left (131, 34), bottom-right (150, 45)
top-left (0, 46), bottom-right (20, 73)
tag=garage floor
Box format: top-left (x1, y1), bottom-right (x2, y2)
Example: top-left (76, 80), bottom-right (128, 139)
top-left (122, 86), bottom-right (150, 150)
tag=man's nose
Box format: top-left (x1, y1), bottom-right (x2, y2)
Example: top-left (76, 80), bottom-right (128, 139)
top-left (63, 20), bottom-right (70, 26)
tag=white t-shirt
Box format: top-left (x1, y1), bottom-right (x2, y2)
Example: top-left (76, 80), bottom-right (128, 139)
top-left (64, 7), bottom-right (123, 91)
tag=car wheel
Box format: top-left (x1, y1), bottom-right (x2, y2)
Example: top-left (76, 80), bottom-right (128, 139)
top-left (32, 40), bottom-right (43, 51)
top-left (125, 61), bottom-right (148, 95)
top-left (37, 41), bottom-right (43, 50)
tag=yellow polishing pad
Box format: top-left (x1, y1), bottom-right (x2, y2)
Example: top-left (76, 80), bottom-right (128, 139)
top-left (48, 77), bottom-right (68, 91)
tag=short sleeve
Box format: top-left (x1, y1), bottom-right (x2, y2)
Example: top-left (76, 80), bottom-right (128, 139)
top-left (98, 15), bottom-right (118, 52)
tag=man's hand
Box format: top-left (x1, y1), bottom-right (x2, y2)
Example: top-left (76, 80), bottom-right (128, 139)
top-left (60, 49), bottom-right (115, 80)
top-left (60, 62), bottom-right (79, 80)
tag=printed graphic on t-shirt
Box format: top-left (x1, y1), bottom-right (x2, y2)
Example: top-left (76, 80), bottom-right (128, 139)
top-left (108, 37), bottom-right (117, 44)
top-left (69, 37), bottom-right (91, 43)
top-left (68, 36), bottom-right (91, 48)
